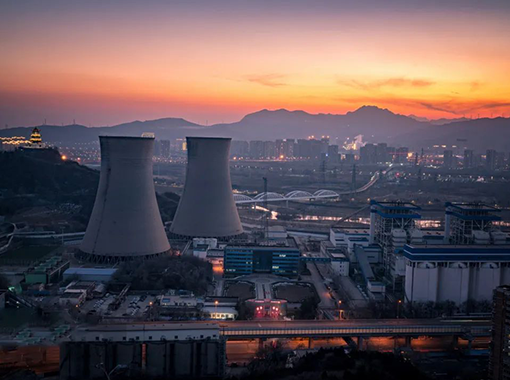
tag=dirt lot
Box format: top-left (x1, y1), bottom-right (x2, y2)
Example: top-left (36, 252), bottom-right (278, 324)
top-left (224, 281), bottom-right (255, 301)
top-left (273, 282), bottom-right (317, 303)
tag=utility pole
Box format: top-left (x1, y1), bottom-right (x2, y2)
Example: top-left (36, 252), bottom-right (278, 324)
top-left (321, 159), bottom-right (326, 184)
top-left (351, 164), bottom-right (356, 191)
top-left (263, 177), bottom-right (269, 240)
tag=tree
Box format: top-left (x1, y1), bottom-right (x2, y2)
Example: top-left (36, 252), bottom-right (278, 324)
top-left (297, 297), bottom-right (318, 320)
top-left (0, 273), bottom-right (10, 289)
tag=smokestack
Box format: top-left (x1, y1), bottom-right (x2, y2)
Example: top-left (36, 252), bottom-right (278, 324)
top-left (80, 136), bottom-right (170, 262)
top-left (170, 137), bottom-right (243, 238)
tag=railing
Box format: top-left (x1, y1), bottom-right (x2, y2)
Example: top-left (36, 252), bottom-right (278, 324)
top-left (221, 324), bottom-right (490, 338)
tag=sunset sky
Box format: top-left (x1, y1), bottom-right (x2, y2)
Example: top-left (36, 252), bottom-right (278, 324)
top-left (1, 0), bottom-right (510, 127)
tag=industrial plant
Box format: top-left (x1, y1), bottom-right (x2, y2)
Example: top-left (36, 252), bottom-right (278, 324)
top-left (80, 136), bottom-right (170, 262)
top-left (170, 137), bottom-right (243, 239)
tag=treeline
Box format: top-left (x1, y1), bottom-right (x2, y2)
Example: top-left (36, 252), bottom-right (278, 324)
top-left (0, 149), bottom-right (98, 219)
top-left (112, 255), bottom-right (212, 295)
top-left (241, 347), bottom-right (429, 380)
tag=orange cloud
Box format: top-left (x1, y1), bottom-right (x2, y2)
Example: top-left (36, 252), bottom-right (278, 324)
top-left (245, 74), bottom-right (288, 87)
top-left (338, 77), bottom-right (435, 91)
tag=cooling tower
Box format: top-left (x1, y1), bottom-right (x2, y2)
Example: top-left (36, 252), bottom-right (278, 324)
top-left (80, 136), bottom-right (170, 262)
top-left (170, 137), bottom-right (243, 238)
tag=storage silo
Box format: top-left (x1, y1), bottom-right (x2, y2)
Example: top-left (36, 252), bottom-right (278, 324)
top-left (170, 137), bottom-right (243, 238)
top-left (80, 136), bottom-right (170, 262)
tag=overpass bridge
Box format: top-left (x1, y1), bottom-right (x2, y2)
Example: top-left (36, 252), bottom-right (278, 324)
top-left (73, 318), bottom-right (490, 343)
top-left (233, 164), bottom-right (402, 205)
top-left (218, 319), bottom-right (490, 340)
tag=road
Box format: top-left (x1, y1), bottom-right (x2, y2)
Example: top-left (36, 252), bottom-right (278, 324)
top-left (225, 335), bottom-right (491, 364)
top-left (216, 318), bottom-right (489, 330)
top-left (302, 262), bottom-right (336, 310)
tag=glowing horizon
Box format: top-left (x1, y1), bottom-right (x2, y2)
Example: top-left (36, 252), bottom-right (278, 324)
top-left (1, 0), bottom-right (510, 127)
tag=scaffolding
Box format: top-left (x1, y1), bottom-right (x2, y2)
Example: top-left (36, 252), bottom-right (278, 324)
top-left (445, 202), bottom-right (501, 245)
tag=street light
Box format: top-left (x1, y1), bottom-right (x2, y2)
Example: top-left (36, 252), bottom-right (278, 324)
top-left (397, 299), bottom-right (402, 319)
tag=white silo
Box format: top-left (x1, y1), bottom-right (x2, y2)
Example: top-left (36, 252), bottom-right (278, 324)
top-left (170, 137), bottom-right (243, 238)
top-left (80, 136), bottom-right (170, 262)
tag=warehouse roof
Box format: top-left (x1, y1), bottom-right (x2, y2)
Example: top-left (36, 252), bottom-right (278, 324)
top-left (64, 268), bottom-right (118, 276)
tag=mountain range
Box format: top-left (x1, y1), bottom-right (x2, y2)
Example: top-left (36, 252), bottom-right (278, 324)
top-left (1, 106), bottom-right (509, 151)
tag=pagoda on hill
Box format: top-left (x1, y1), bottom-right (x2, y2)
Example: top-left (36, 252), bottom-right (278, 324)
top-left (27, 127), bottom-right (46, 149)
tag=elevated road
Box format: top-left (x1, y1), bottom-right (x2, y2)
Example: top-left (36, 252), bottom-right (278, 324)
top-left (218, 319), bottom-right (490, 339)
top-left (74, 318), bottom-right (490, 342)
top-left (234, 164), bottom-right (402, 204)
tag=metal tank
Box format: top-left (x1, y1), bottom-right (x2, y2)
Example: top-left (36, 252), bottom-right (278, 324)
top-left (80, 136), bottom-right (170, 262)
top-left (170, 137), bottom-right (243, 238)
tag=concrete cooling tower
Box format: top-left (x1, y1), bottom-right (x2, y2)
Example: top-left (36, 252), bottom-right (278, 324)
top-left (170, 137), bottom-right (243, 238)
top-left (80, 136), bottom-right (170, 262)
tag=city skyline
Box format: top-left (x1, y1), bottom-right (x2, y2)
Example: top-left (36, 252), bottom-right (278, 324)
top-left (1, 0), bottom-right (510, 127)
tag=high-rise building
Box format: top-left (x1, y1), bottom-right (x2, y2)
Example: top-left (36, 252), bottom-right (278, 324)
top-left (327, 145), bottom-right (339, 163)
top-left (394, 147), bottom-right (409, 163)
top-left (486, 149), bottom-right (497, 171)
top-left (283, 139), bottom-right (295, 158)
top-left (170, 137), bottom-right (243, 239)
top-left (464, 149), bottom-right (474, 169)
top-left (489, 285), bottom-right (510, 380)
top-left (249, 140), bottom-right (265, 159)
top-left (443, 150), bottom-right (453, 169)
top-left (80, 136), bottom-right (170, 263)
top-left (376, 143), bottom-right (388, 163)
top-left (496, 152), bottom-right (506, 169)
top-left (263, 141), bottom-right (276, 158)
top-left (230, 140), bottom-right (249, 157)
top-left (160, 139), bottom-right (171, 158)
top-left (360, 143), bottom-right (377, 164)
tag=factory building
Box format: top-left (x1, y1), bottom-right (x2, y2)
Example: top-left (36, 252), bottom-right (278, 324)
top-left (63, 267), bottom-right (118, 283)
top-left (80, 136), bottom-right (170, 263)
top-left (404, 244), bottom-right (510, 304)
top-left (444, 202), bottom-right (503, 245)
top-left (24, 256), bottom-right (70, 285)
top-left (60, 323), bottom-right (224, 380)
top-left (489, 285), bottom-right (510, 380)
top-left (369, 200), bottom-right (422, 290)
top-left (170, 137), bottom-right (243, 239)
top-left (224, 239), bottom-right (300, 278)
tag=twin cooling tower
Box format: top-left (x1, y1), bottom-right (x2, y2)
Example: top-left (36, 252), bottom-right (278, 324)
top-left (80, 136), bottom-right (170, 262)
top-left (170, 137), bottom-right (243, 238)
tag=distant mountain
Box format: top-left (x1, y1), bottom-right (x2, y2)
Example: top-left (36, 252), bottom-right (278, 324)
top-left (407, 114), bottom-right (471, 125)
top-left (0, 118), bottom-right (205, 144)
top-left (205, 105), bottom-right (427, 142)
top-left (1, 106), bottom-right (509, 151)
top-left (400, 117), bottom-right (510, 152)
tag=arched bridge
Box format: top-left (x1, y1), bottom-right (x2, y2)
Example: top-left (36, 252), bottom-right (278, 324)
top-left (234, 164), bottom-right (401, 204)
